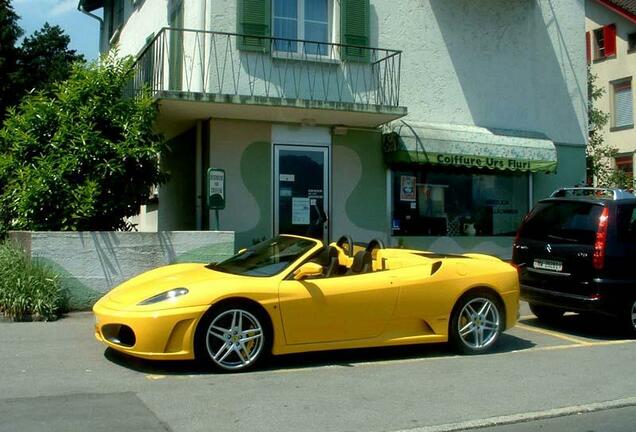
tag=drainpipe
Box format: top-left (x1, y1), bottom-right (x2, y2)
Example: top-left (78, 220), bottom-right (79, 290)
top-left (77, 1), bottom-right (105, 52)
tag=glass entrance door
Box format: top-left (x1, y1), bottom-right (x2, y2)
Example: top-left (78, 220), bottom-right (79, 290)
top-left (274, 145), bottom-right (329, 242)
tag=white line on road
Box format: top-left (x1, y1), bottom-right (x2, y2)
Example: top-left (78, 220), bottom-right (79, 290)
top-left (389, 397), bottom-right (636, 432)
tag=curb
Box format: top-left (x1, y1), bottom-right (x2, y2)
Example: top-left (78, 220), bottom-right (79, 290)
top-left (390, 397), bottom-right (636, 432)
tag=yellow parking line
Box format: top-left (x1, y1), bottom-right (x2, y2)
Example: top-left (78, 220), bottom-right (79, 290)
top-left (521, 339), bottom-right (635, 353)
top-left (514, 323), bottom-right (591, 345)
top-left (143, 339), bottom-right (635, 379)
top-left (145, 374), bottom-right (166, 380)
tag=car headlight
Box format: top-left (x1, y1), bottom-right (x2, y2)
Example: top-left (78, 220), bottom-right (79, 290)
top-left (137, 288), bottom-right (189, 306)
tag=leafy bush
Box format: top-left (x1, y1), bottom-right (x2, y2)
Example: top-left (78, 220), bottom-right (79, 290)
top-left (0, 242), bottom-right (65, 321)
top-left (0, 51), bottom-right (166, 232)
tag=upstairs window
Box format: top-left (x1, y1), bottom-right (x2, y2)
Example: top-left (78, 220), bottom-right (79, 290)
top-left (612, 79), bottom-right (633, 129)
top-left (593, 24), bottom-right (617, 60)
top-left (237, 0), bottom-right (370, 61)
top-left (273, 0), bottom-right (331, 55)
top-left (629, 32), bottom-right (636, 52)
top-left (615, 155), bottom-right (634, 175)
top-left (108, 0), bottom-right (125, 43)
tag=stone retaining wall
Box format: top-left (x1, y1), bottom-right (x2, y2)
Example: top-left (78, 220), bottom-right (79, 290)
top-left (9, 231), bottom-right (234, 310)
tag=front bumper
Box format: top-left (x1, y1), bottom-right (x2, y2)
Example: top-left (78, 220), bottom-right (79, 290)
top-left (93, 302), bottom-right (208, 360)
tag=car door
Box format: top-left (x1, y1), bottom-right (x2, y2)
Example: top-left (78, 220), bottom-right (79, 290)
top-left (278, 271), bottom-right (398, 345)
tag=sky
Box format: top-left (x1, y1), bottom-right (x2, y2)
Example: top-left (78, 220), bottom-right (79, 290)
top-left (13, 0), bottom-right (101, 60)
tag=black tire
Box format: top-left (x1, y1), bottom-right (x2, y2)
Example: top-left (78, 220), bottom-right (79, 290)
top-left (529, 303), bottom-right (565, 323)
top-left (449, 291), bottom-right (503, 355)
top-left (194, 301), bottom-right (271, 372)
top-left (619, 297), bottom-right (636, 337)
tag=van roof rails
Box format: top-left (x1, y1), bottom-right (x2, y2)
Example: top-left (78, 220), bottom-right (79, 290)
top-left (550, 187), bottom-right (635, 200)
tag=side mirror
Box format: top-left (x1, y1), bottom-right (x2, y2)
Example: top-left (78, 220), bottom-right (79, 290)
top-left (293, 262), bottom-right (323, 281)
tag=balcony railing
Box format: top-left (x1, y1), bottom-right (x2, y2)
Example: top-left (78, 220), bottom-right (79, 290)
top-left (130, 27), bottom-right (402, 108)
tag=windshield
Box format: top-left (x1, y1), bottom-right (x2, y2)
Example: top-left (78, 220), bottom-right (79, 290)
top-left (208, 236), bottom-right (318, 277)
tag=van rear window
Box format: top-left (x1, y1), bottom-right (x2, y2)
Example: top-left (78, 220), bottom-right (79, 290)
top-left (519, 202), bottom-right (603, 245)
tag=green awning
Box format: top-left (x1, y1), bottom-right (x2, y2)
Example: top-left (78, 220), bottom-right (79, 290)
top-left (383, 121), bottom-right (558, 173)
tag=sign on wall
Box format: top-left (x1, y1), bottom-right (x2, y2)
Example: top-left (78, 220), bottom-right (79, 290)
top-left (207, 168), bottom-right (226, 210)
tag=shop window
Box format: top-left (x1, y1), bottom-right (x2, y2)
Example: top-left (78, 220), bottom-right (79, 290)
top-left (612, 80), bottom-right (633, 129)
top-left (593, 24), bottom-right (616, 60)
top-left (391, 168), bottom-right (529, 237)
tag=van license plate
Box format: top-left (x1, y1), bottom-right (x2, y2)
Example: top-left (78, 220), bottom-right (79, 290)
top-left (533, 259), bottom-right (563, 272)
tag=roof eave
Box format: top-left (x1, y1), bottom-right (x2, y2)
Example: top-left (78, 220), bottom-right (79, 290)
top-left (78, 0), bottom-right (104, 13)
top-left (595, 0), bottom-right (636, 25)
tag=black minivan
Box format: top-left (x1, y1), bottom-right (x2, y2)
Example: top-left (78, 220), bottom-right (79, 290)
top-left (512, 187), bottom-right (636, 335)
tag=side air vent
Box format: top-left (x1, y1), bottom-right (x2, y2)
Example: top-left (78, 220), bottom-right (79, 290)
top-left (431, 261), bottom-right (442, 275)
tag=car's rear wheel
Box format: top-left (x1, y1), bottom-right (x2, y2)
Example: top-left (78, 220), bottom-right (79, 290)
top-left (529, 303), bottom-right (564, 323)
top-left (621, 297), bottom-right (636, 337)
top-left (450, 292), bottom-right (502, 354)
top-left (195, 303), bottom-right (269, 372)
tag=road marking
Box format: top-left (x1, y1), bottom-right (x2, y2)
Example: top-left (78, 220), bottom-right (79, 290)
top-left (519, 339), bottom-right (634, 353)
top-left (268, 340), bottom-right (635, 375)
top-left (142, 338), bottom-right (635, 379)
top-left (145, 374), bottom-right (166, 380)
top-left (388, 396), bottom-right (636, 432)
top-left (514, 323), bottom-right (591, 345)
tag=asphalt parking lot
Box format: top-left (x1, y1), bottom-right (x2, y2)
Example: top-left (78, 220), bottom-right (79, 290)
top-left (1, 303), bottom-right (635, 432)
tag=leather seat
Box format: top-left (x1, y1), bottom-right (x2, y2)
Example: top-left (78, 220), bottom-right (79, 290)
top-left (348, 250), bottom-right (372, 274)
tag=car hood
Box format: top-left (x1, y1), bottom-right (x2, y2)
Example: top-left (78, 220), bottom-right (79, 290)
top-left (105, 263), bottom-right (238, 306)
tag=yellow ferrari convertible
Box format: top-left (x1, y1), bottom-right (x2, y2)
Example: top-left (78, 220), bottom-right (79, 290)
top-left (94, 235), bottom-right (519, 371)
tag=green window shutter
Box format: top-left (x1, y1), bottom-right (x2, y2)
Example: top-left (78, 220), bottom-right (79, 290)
top-left (237, 0), bottom-right (271, 53)
top-left (340, 0), bottom-right (370, 62)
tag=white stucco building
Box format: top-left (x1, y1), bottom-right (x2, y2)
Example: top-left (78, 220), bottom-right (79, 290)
top-left (78, 0), bottom-right (587, 257)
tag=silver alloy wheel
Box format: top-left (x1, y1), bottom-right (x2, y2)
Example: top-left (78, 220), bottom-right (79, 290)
top-left (205, 309), bottom-right (264, 371)
top-left (631, 300), bottom-right (636, 330)
top-left (457, 297), bottom-right (500, 349)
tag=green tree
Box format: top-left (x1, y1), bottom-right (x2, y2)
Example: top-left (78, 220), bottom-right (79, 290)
top-left (0, 0), bottom-right (23, 120)
top-left (587, 67), bottom-right (634, 189)
top-left (0, 52), bottom-right (167, 232)
top-left (16, 23), bottom-right (85, 96)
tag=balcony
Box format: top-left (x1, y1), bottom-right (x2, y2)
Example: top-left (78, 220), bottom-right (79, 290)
top-left (130, 28), bottom-right (406, 134)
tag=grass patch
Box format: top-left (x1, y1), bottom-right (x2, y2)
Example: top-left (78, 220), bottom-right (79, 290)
top-left (0, 241), bottom-right (66, 321)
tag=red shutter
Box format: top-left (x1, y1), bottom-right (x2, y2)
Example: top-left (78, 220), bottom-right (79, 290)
top-left (586, 31), bottom-right (591, 64)
top-left (604, 24), bottom-right (617, 57)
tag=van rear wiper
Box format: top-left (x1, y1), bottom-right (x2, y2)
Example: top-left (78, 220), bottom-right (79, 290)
top-left (546, 234), bottom-right (579, 243)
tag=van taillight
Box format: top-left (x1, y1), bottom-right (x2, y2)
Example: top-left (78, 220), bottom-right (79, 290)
top-left (593, 207), bottom-right (609, 270)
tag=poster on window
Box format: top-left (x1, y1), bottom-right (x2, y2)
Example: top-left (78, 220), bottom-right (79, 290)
top-left (400, 176), bottom-right (416, 202)
top-left (291, 197), bottom-right (310, 225)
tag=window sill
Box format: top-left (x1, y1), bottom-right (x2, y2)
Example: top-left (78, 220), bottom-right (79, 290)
top-left (593, 54), bottom-right (617, 63)
top-left (272, 51), bottom-right (341, 65)
top-left (610, 124), bottom-right (634, 132)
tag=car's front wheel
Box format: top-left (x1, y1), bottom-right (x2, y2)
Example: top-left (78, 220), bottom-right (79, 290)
top-left (529, 303), bottom-right (564, 323)
top-left (195, 303), bottom-right (270, 372)
top-left (450, 292), bottom-right (502, 354)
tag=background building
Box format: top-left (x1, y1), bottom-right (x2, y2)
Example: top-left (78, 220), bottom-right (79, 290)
top-left (586, 0), bottom-right (636, 182)
top-left (79, 0), bottom-right (588, 256)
